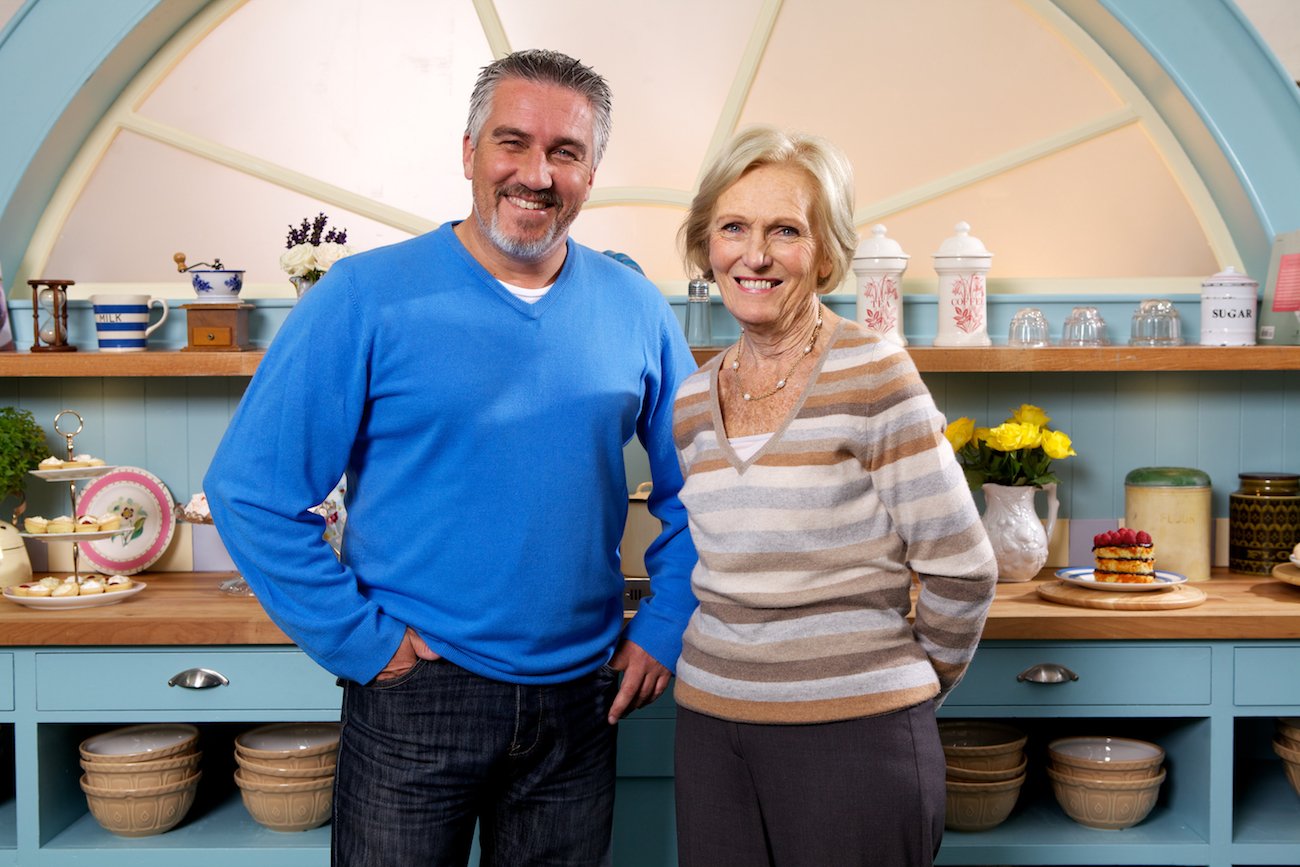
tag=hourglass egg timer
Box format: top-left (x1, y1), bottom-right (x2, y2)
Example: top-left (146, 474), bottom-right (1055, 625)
top-left (27, 279), bottom-right (76, 352)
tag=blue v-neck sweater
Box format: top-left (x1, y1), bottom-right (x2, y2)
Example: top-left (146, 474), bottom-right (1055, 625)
top-left (206, 223), bottom-right (698, 686)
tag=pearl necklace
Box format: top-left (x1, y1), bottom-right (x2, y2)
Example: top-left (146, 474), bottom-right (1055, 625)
top-left (730, 303), bottom-right (824, 402)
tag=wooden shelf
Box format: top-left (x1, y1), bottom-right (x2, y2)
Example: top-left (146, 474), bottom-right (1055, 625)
top-left (692, 345), bottom-right (1300, 372)
top-left (0, 349), bottom-right (264, 377)
top-left (1, 346), bottom-right (1297, 378)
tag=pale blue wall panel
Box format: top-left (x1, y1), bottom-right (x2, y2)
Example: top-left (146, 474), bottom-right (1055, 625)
top-left (100, 378), bottom-right (148, 472)
top-left (1286, 375), bottom-right (1300, 475)
top-left (1118, 371), bottom-right (1159, 470)
top-left (1154, 373), bottom-right (1201, 469)
top-left (1067, 374), bottom-right (1121, 519)
top-left (1035, 370), bottom-right (1077, 502)
top-left (1238, 370), bottom-right (1290, 474)
top-left (140, 379), bottom-right (187, 504)
top-left (183, 378), bottom-right (236, 500)
top-left (927, 373), bottom-right (987, 433)
top-left (1194, 372), bottom-right (1243, 515)
top-left (59, 378), bottom-right (106, 464)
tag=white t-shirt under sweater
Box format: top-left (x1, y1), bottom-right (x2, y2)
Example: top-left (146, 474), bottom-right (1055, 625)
top-left (501, 281), bottom-right (551, 304)
top-left (671, 319), bottom-right (998, 725)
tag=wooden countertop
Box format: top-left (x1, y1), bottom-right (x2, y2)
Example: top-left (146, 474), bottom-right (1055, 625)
top-left (977, 570), bottom-right (1300, 640)
top-left (0, 572), bottom-right (292, 646)
top-left (0, 570), bottom-right (1297, 647)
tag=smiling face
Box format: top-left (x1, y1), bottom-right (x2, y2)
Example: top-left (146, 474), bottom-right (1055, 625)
top-left (461, 78), bottom-right (597, 276)
top-left (708, 163), bottom-right (830, 338)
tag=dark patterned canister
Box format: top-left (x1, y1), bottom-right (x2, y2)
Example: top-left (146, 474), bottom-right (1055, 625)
top-left (1229, 473), bottom-right (1300, 574)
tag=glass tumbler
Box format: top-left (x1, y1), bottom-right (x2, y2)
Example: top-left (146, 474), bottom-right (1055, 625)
top-left (1130, 298), bottom-right (1183, 346)
top-left (1060, 306), bottom-right (1109, 347)
top-left (1007, 307), bottom-right (1050, 347)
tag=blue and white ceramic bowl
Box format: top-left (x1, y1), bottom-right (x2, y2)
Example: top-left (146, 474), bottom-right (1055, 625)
top-left (189, 270), bottom-right (244, 303)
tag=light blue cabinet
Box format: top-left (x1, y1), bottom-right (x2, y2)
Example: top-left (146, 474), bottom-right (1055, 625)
top-left (0, 640), bottom-right (1293, 865)
top-left (937, 640), bottom-right (1300, 867)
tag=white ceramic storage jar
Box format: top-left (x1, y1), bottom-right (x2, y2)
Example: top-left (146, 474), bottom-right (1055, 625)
top-left (852, 224), bottom-right (909, 346)
top-left (1200, 266), bottom-right (1258, 346)
top-left (932, 221), bottom-right (992, 347)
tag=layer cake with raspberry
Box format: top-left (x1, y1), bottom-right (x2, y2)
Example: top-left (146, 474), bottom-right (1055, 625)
top-left (1092, 529), bottom-right (1156, 583)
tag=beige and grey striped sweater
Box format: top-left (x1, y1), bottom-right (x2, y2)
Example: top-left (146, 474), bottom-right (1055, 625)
top-left (671, 321), bottom-right (997, 724)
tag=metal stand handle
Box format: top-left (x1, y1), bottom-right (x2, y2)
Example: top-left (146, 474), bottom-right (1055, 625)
top-left (1017, 663), bottom-right (1079, 684)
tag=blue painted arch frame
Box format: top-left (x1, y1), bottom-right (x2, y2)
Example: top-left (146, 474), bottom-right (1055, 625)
top-left (0, 0), bottom-right (1297, 289)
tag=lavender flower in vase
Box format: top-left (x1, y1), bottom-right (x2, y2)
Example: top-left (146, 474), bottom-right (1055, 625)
top-left (281, 213), bottom-right (352, 299)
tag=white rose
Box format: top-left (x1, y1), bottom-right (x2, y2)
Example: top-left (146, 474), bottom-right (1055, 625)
top-left (313, 242), bottom-right (352, 273)
top-left (280, 244), bottom-right (317, 277)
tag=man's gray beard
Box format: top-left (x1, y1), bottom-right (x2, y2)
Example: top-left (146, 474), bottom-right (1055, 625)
top-left (477, 208), bottom-right (566, 263)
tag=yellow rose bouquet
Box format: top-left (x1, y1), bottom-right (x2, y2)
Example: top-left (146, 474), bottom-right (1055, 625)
top-left (944, 403), bottom-right (1077, 490)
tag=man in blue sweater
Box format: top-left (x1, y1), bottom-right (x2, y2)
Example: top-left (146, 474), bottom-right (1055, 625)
top-left (205, 49), bottom-right (697, 866)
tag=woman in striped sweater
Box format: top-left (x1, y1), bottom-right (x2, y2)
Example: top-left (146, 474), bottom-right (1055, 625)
top-left (671, 126), bottom-right (998, 867)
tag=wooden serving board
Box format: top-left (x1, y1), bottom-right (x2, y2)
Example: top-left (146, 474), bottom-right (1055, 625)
top-left (1273, 562), bottom-right (1300, 588)
top-left (1037, 580), bottom-right (1208, 610)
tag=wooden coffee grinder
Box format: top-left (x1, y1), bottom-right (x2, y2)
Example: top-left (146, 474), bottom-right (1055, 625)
top-left (27, 279), bottom-right (76, 352)
top-left (174, 252), bottom-right (252, 352)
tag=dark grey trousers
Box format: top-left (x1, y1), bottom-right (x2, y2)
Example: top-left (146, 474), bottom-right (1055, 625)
top-left (674, 700), bottom-right (945, 867)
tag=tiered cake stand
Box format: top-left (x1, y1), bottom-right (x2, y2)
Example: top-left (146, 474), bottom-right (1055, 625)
top-left (20, 410), bottom-right (125, 582)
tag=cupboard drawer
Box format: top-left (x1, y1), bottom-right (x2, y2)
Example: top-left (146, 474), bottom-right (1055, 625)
top-left (35, 650), bottom-right (341, 711)
top-left (1234, 647), bottom-right (1300, 705)
top-left (945, 645), bottom-right (1211, 707)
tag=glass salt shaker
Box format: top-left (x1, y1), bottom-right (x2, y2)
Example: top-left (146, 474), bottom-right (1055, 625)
top-left (685, 279), bottom-right (712, 346)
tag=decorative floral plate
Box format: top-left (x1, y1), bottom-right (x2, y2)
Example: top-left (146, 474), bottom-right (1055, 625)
top-left (1054, 567), bottom-right (1188, 592)
top-left (75, 468), bottom-right (174, 575)
top-left (2, 581), bottom-right (145, 609)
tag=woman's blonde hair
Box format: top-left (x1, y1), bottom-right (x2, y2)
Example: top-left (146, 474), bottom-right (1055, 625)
top-left (679, 125), bottom-right (857, 292)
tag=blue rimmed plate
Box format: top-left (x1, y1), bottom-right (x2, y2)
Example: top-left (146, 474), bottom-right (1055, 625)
top-left (1054, 567), bottom-right (1188, 592)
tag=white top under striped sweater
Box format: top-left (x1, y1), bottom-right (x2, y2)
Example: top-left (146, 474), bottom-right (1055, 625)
top-left (671, 320), bottom-right (998, 724)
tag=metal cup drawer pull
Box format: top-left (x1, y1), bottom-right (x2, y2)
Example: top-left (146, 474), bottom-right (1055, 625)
top-left (168, 667), bottom-right (231, 689)
top-left (1017, 663), bottom-right (1079, 684)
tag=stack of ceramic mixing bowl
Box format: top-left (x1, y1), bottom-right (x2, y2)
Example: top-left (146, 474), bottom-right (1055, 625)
top-left (939, 720), bottom-right (1028, 831)
top-left (233, 722), bottom-right (340, 832)
top-left (1273, 717), bottom-right (1300, 796)
top-left (1046, 735), bottom-right (1166, 829)
top-left (78, 723), bottom-right (202, 837)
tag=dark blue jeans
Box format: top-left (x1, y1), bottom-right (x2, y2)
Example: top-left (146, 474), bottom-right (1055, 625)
top-left (332, 658), bottom-right (619, 867)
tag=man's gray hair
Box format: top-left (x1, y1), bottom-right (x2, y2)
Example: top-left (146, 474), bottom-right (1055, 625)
top-left (465, 49), bottom-right (613, 167)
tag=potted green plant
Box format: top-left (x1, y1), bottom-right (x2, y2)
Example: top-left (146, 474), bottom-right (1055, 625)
top-left (0, 407), bottom-right (48, 522)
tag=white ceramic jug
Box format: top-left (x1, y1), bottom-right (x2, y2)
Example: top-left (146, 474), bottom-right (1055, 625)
top-left (981, 482), bottom-right (1059, 582)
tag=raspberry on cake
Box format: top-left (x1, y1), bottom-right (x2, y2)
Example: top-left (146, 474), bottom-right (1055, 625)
top-left (1093, 529), bottom-right (1156, 583)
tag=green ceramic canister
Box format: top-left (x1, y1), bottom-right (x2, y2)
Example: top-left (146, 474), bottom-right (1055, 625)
top-left (1124, 467), bottom-right (1212, 582)
top-left (1229, 473), bottom-right (1300, 574)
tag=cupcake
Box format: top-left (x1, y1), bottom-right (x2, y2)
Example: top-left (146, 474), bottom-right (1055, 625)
top-left (74, 515), bottom-right (100, 533)
top-left (38, 576), bottom-right (62, 590)
top-left (52, 582), bottom-right (79, 598)
top-left (23, 516), bottom-right (48, 534)
top-left (97, 513), bottom-right (122, 531)
top-left (38, 456), bottom-right (62, 470)
top-left (46, 516), bottom-right (74, 534)
top-left (23, 583), bottom-right (52, 597)
top-left (78, 578), bottom-right (104, 595)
